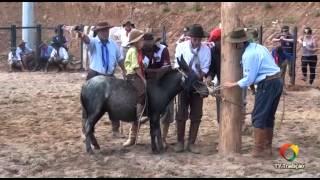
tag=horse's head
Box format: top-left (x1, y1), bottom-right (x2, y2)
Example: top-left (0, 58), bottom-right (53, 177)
top-left (176, 55), bottom-right (209, 98)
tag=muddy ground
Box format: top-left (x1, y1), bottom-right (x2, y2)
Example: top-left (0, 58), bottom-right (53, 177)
top-left (0, 70), bottom-right (320, 178)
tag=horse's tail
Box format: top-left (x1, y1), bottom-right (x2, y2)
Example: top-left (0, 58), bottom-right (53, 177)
top-left (80, 85), bottom-right (88, 124)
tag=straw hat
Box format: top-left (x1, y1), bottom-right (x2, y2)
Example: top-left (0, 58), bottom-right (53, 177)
top-left (128, 29), bottom-right (145, 45)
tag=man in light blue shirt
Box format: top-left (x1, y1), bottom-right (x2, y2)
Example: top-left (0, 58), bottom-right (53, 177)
top-left (79, 21), bottom-right (126, 80)
top-left (223, 28), bottom-right (283, 159)
top-left (78, 21), bottom-right (127, 138)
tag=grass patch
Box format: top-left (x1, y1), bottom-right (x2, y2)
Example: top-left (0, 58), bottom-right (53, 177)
top-left (263, 2), bottom-right (272, 10)
top-left (314, 10), bottom-right (320, 17)
top-left (192, 3), bottom-right (203, 12)
top-left (162, 6), bottom-right (170, 13)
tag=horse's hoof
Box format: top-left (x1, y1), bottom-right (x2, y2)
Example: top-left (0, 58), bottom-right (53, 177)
top-left (93, 145), bottom-right (100, 150)
top-left (87, 149), bottom-right (94, 155)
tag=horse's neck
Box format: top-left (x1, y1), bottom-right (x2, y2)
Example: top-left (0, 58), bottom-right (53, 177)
top-left (159, 70), bottom-right (184, 100)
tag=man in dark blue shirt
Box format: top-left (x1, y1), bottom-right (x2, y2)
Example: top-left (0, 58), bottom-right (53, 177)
top-left (272, 25), bottom-right (294, 84)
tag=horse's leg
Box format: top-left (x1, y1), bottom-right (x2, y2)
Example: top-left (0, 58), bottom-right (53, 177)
top-left (84, 110), bottom-right (104, 154)
top-left (150, 113), bottom-right (164, 154)
top-left (89, 111), bottom-right (105, 150)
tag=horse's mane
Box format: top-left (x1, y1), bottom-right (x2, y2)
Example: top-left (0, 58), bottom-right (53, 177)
top-left (157, 69), bottom-right (180, 87)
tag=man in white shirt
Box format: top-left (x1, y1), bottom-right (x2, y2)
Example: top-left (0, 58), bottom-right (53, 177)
top-left (47, 40), bottom-right (69, 72)
top-left (174, 24), bottom-right (211, 154)
top-left (176, 26), bottom-right (190, 45)
top-left (8, 48), bottom-right (24, 72)
top-left (17, 41), bottom-right (34, 71)
top-left (120, 21), bottom-right (135, 60)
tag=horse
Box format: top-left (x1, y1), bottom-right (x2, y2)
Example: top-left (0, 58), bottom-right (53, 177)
top-left (80, 55), bottom-right (209, 154)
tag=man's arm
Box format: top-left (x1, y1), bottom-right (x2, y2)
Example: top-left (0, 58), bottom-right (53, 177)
top-left (78, 31), bottom-right (91, 44)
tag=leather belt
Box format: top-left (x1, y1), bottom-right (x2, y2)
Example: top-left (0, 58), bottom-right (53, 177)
top-left (265, 72), bottom-right (281, 81)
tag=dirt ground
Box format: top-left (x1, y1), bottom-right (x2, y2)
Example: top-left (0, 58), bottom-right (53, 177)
top-left (0, 68), bottom-right (319, 178)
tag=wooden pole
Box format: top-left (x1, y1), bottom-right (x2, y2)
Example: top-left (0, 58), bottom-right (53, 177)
top-left (290, 26), bottom-right (298, 85)
top-left (219, 2), bottom-right (243, 155)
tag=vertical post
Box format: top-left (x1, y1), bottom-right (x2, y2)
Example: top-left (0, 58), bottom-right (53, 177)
top-left (290, 26), bottom-right (298, 85)
top-left (22, 2), bottom-right (35, 49)
top-left (80, 24), bottom-right (84, 71)
top-left (11, 25), bottom-right (17, 52)
top-left (259, 25), bottom-right (263, 45)
top-left (162, 25), bottom-right (166, 46)
top-left (219, 2), bottom-right (243, 155)
top-left (35, 24), bottom-right (42, 69)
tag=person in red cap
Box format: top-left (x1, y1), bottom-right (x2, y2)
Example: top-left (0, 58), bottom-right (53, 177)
top-left (208, 27), bottom-right (221, 43)
top-left (206, 28), bottom-right (222, 124)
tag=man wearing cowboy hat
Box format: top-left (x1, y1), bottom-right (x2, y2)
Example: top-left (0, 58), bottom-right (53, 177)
top-left (142, 32), bottom-right (173, 149)
top-left (176, 26), bottom-right (191, 45)
top-left (78, 21), bottom-right (127, 138)
top-left (47, 39), bottom-right (69, 72)
top-left (120, 21), bottom-right (136, 61)
top-left (8, 47), bottom-right (24, 72)
top-left (174, 24), bottom-right (211, 154)
top-left (17, 40), bottom-right (35, 71)
top-left (223, 28), bottom-right (283, 158)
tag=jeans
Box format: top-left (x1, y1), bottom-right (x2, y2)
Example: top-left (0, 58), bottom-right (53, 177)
top-left (252, 77), bottom-right (283, 128)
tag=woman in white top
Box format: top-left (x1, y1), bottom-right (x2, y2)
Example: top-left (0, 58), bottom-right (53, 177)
top-left (298, 27), bottom-right (318, 85)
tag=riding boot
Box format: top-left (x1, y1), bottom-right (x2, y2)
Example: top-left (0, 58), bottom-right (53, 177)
top-left (123, 121), bottom-right (138, 147)
top-left (174, 120), bottom-right (186, 153)
top-left (161, 122), bottom-right (170, 149)
top-left (265, 128), bottom-right (274, 156)
top-left (186, 121), bottom-right (201, 154)
top-left (123, 103), bottom-right (144, 147)
top-left (252, 128), bottom-right (267, 158)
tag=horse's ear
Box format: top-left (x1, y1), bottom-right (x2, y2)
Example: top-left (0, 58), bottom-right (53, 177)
top-left (178, 54), bottom-right (190, 73)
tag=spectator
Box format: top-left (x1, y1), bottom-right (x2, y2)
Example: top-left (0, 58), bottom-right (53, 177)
top-left (47, 40), bottom-right (69, 72)
top-left (120, 21), bottom-right (135, 60)
top-left (17, 41), bottom-right (35, 71)
top-left (272, 25), bottom-right (294, 83)
top-left (39, 42), bottom-right (54, 72)
top-left (176, 26), bottom-right (190, 45)
top-left (298, 27), bottom-right (318, 85)
top-left (52, 24), bottom-right (68, 51)
top-left (8, 48), bottom-right (24, 72)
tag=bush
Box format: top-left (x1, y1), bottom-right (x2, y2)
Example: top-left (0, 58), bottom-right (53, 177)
top-left (163, 6), bottom-right (170, 13)
top-left (315, 10), bottom-right (320, 17)
top-left (263, 3), bottom-right (272, 10)
top-left (192, 3), bottom-right (202, 12)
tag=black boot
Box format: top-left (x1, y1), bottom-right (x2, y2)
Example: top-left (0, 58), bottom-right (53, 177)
top-left (174, 120), bottom-right (186, 153)
top-left (186, 121), bottom-right (201, 154)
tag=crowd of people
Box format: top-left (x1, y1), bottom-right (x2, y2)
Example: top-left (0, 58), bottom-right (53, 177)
top-left (7, 25), bottom-right (70, 73)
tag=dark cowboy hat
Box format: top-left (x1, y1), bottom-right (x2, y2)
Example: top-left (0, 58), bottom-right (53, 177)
top-left (143, 33), bottom-right (162, 42)
top-left (183, 26), bottom-right (190, 32)
top-left (50, 37), bottom-right (62, 47)
top-left (186, 24), bottom-right (209, 38)
top-left (304, 26), bottom-right (312, 34)
top-left (123, 21), bottom-right (135, 28)
top-left (93, 21), bottom-right (113, 32)
top-left (18, 40), bottom-right (26, 47)
top-left (226, 28), bottom-right (251, 43)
